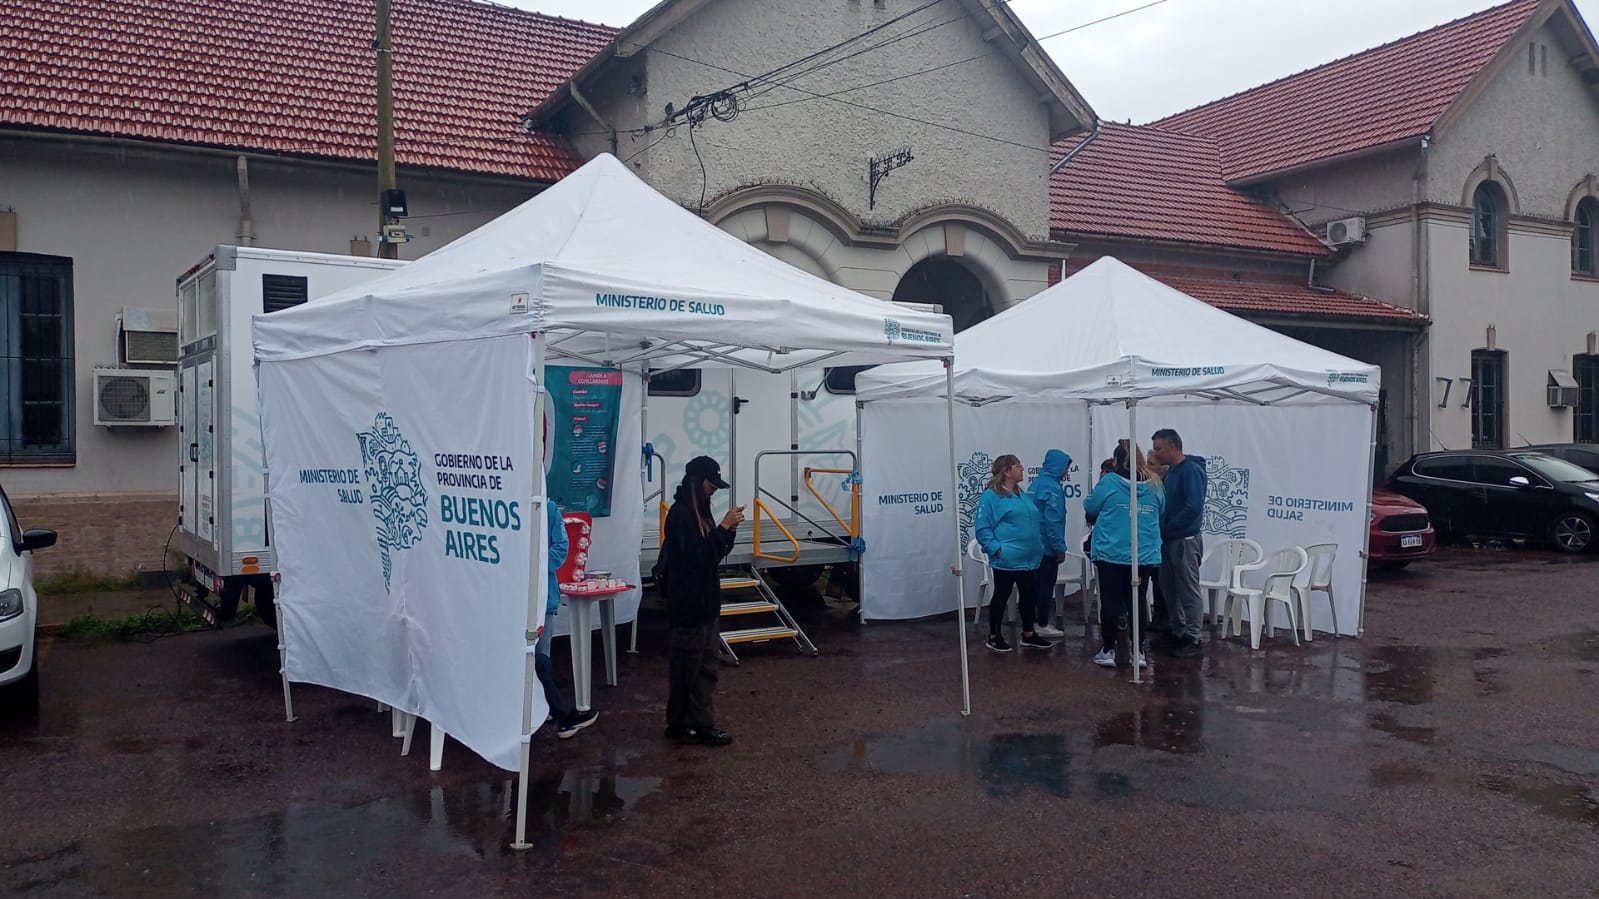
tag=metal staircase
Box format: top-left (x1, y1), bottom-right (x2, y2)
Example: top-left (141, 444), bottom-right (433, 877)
top-left (717, 564), bottom-right (818, 664)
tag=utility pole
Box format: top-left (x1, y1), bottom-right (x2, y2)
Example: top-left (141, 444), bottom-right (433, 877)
top-left (376, 0), bottom-right (399, 259)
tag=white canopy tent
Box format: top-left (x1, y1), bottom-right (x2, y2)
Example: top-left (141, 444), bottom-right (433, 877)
top-left (858, 257), bottom-right (1381, 686)
top-left (252, 153), bottom-right (957, 848)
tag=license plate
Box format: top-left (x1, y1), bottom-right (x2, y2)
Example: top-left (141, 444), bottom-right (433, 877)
top-left (1400, 535), bottom-right (1423, 548)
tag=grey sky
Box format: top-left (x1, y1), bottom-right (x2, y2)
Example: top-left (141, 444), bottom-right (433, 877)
top-left (509, 0), bottom-right (1599, 123)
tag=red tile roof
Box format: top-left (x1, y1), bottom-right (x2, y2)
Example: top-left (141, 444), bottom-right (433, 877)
top-left (1153, 0), bottom-right (1540, 182)
top-left (0, 0), bottom-right (617, 181)
top-left (1050, 122), bottom-right (1331, 257)
top-left (1159, 275), bottom-right (1428, 325)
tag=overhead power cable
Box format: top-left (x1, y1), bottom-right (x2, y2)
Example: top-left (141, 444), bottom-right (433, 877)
top-left (647, 44), bottom-right (1051, 155)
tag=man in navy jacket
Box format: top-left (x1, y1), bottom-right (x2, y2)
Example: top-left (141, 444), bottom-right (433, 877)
top-left (1152, 429), bottom-right (1207, 658)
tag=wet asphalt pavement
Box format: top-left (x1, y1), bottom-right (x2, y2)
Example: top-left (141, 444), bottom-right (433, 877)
top-left (2, 547), bottom-right (1597, 898)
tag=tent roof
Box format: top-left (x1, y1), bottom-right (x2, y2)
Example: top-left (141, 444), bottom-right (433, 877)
top-left (856, 256), bottom-right (1379, 406)
top-left (252, 153), bottom-right (953, 371)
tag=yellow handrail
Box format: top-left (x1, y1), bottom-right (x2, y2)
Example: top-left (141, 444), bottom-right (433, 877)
top-left (752, 497), bottom-right (801, 562)
top-left (803, 467), bottom-right (860, 539)
top-left (658, 500), bottom-right (668, 546)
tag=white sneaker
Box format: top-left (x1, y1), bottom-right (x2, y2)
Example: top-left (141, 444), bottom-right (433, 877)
top-left (1093, 649), bottom-right (1116, 668)
top-left (1134, 652), bottom-right (1149, 669)
top-left (1034, 623), bottom-right (1064, 638)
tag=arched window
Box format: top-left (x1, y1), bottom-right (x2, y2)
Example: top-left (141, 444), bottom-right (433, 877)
top-left (1470, 182), bottom-right (1507, 268)
top-left (1573, 197), bottom-right (1598, 276)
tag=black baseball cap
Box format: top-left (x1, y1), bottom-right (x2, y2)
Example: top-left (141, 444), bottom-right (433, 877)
top-left (686, 455), bottom-right (730, 489)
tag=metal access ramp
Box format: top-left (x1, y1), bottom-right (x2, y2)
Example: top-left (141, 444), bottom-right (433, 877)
top-left (716, 565), bottom-right (818, 664)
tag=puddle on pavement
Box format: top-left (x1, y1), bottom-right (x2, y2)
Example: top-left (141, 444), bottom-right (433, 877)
top-left (1541, 629), bottom-right (1599, 662)
top-left (824, 720), bottom-right (1073, 798)
top-left (2, 763), bottom-right (659, 895)
top-left (1368, 712), bottom-right (1440, 746)
top-left (1480, 776), bottom-right (1599, 830)
top-left (1094, 704), bottom-right (1204, 755)
top-left (1362, 645), bottom-right (1437, 705)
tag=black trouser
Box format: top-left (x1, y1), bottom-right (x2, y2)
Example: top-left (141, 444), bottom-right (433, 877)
top-left (1150, 573), bottom-right (1168, 634)
top-left (667, 622), bottom-right (720, 731)
top-left (1094, 561), bottom-right (1157, 653)
top-left (1034, 555), bottom-right (1060, 629)
top-left (990, 568), bottom-right (1038, 636)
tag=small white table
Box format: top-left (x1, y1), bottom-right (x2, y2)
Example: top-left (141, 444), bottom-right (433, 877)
top-left (560, 585), bottom-right (629, 712)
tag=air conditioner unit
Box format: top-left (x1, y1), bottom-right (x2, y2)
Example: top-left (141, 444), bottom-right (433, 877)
top-left (93, 367), bottom-right (176, 427)
top-left (118, 306), bottom-right (178, 365)
top-left (1325, 216), bottom-right (1367, 246)
top-left (1548, 369), bottom-right (1580, 408)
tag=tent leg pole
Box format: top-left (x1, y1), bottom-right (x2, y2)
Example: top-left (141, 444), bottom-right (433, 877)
top-left (855, 399), bottom-right (867, 620)
top-left (945, 362), bottom-right (971, 716)
top-left (278, 636), bottom-right (297, 723)
top-left (514, 333), bottom-right (549, 851)
top-left (1358, 402), bottom-right (1378, 637)
top-left (1128, 400), bottom-right (1141, 686)
top-left (512, 738), bottom-right (533, 850)
top-left (634, 369), bottom-right (651, 655)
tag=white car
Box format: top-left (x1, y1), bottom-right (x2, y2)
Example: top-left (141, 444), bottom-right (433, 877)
top-left (1, 481), bottom-right (56, 711)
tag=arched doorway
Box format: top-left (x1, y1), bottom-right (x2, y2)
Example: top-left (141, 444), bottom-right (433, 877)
top-left (893, 256), bottom-right (992, 332)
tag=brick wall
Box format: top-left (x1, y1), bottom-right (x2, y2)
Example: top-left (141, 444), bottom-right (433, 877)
top-left (8, 492), bottom-right (178, 580)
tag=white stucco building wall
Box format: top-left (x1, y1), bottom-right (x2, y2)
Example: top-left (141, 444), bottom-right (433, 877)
top-left (0, 134), bottom-right (546, 574)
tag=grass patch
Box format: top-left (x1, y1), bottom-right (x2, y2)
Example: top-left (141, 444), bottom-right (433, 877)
top-left (59, 606), bottom-right (260, 643)
top-left (35, 569), bottom-right (142, 595)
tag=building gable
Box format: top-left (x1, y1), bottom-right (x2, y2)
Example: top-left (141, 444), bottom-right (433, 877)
top-left (529, 0), bottom-right (1095, 236)
top-left (1427, 10), bottom-right (1599, 218)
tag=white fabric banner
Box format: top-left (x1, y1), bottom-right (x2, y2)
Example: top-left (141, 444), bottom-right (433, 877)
top-left (1089, 401), bottom-right (1371, 636)
top-left (860, 400), bottom-right (1088, 620)
top-left (260, 334), bottom-right (545, 772)
top-left (548, 371), bottom-right (644, 637)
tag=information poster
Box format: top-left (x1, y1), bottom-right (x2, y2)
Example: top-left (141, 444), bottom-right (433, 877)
top-left (547, 366), bottom-right (623, 517)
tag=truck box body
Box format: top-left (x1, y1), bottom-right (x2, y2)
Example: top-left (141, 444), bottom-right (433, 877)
top-left (176, 246), bottom-right (404, 590)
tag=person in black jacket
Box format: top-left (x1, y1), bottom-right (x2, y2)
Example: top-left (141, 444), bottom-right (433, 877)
top-left (661, 455), bottom-right (744, 747)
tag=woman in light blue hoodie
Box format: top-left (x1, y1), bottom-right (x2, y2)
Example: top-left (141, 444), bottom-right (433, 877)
top-left (1083, 442), bottom-right (1164, 669)
top-left (975, 454), bottom-right (1052, 653)
top-left (1026, 449), bottom-right (1072, 638)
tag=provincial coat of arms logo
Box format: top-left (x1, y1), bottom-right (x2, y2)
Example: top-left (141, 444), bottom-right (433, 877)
top-left (358, 413), bottom-right (429, 591)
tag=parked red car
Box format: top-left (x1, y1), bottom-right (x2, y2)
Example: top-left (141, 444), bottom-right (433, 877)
top-left (1368, 488), bottom-right (1435, 569)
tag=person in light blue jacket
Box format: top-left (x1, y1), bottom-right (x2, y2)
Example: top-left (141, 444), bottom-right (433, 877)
top-left (535, 498), bottom-right (598, 738)
top-left (975, 453), bottom-right (1052, 653)
top-left (1026, 449), bottom-right (1072, 638)
top-left (1083, 442), bottom-right (1164, 669)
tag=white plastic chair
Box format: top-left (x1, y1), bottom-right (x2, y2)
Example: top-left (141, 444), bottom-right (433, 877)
top-left (1222, 545), bottom-right (1307, 650)
top-left (967, 538), bottom-right (992, 627)
top-left (1055, 550), bottom-right (1093, 628)
top-left (1200, 538), bottom-right (1264, 625)
top-left (1299, 543), bottom-right (1338, 641)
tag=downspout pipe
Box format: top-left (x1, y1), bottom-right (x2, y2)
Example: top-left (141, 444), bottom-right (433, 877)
top-left (1049, 119), bottom-right (1103, 282)
top-left (236, 155), bottom-right (254, 246)
top-left (1049, 118), bottom-right (1103, 176)
top-left (570, 82), bottom-right (618, 157)
top-left (1411, 133), bottom-right (1432, 457)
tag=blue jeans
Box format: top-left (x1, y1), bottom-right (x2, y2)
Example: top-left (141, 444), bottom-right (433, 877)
top-left (535, 612), bottom-right (574, 726)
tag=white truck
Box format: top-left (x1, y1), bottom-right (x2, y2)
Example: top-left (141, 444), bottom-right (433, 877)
top-left (175, 246), bottom-right (405, 627)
